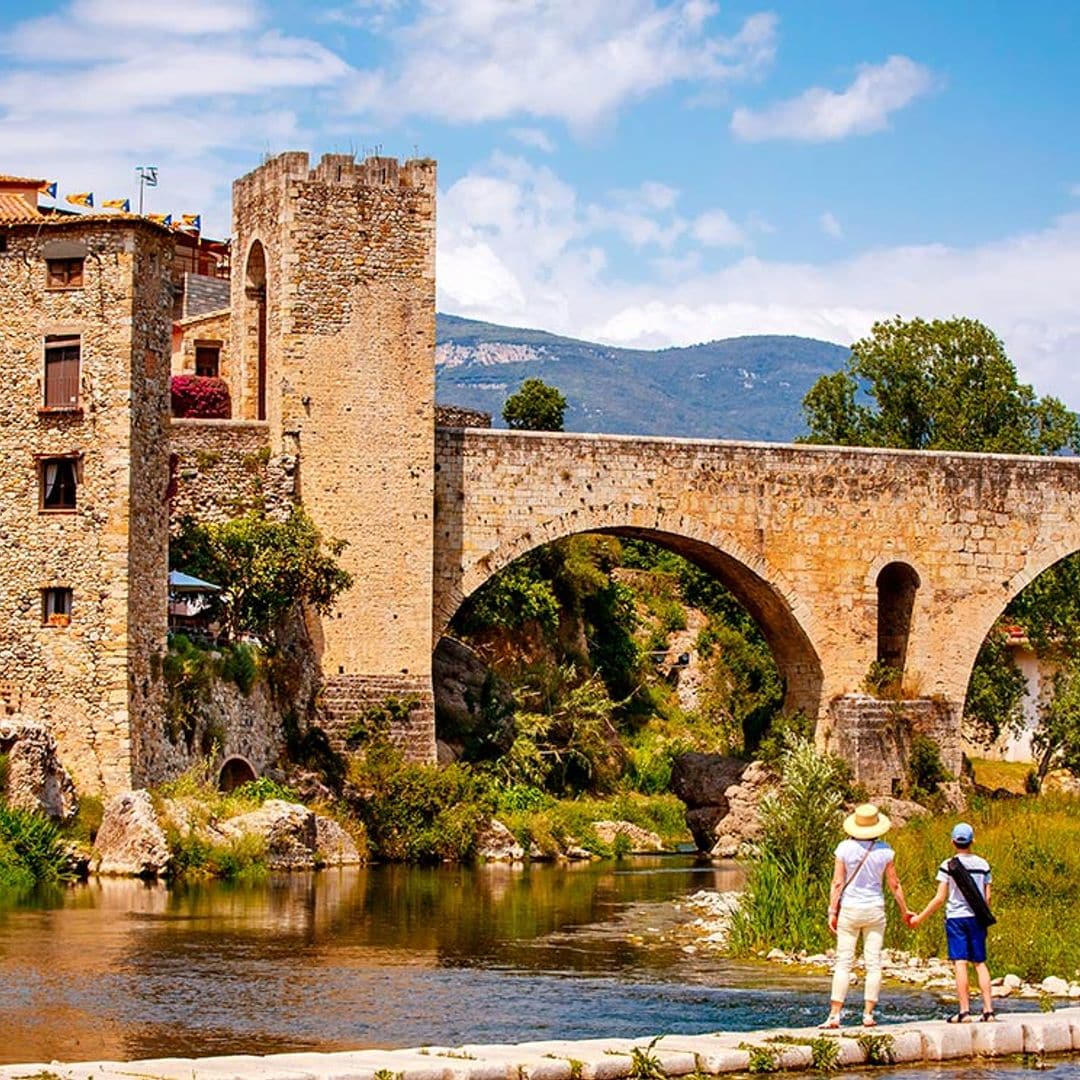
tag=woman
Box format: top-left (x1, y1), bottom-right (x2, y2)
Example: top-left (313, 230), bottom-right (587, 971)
top-left (819, 803), bottom-right (910, 1029)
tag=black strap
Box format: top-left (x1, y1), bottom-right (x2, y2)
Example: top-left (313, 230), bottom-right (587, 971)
top-left (947, 856), bottom-right (996, 927)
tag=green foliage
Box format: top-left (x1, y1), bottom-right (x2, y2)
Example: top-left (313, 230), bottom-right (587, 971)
top-left (461, 560), bottom-right (561, 635)
top-left (800, 316), bottom-right (1080, 455)
top-left (352, 744), bottom-right (495, 862)
top-left (59, 795), bottom-right (104, 847)
top-left (755, 711), bottom-right (813, 766)
top-left (167, 828), bottom-right (268, 882)
top-left (964, 633), bottom-right (1028, 745)
top-left (764, 1035), bottom-right (841, 1073)
top-left (628, 1038), bottom-right (666, 1080)
top-left (346, 695), bottom-right (421, 749)
top-left (863, 660), bottom-right (904, 699)
top-left (502, 377), bottom-right (567, 431)
top-left (697, 620), bottom-right (784, 754)
top-left (729, 737), bottom-right (850, 956)
top-left (171, 508), bottom-right (352, 641)
top-left (906, 734), bottom-right (950, 801)
top-left (221, 641), bottom-right (260, 695)
top-left (1033, 658), bottom-right (1080, 781)
top-left (0, 752), bottom-right (8, 798)
top-left (739, 1044), bottom-right (780, 1074)
top-left (230, 777), bottom-right (297, 804)
top-left (0, 806), bottom-right (72, 890)
top-left (852, 1033), bottom-right (895, 1065)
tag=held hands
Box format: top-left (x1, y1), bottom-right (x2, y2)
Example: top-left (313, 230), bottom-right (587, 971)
top-left (905, 911), bottom-right (922, 929)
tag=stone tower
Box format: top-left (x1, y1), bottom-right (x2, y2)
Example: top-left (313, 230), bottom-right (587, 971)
top-left (231, 152), bottom-right (438, 758)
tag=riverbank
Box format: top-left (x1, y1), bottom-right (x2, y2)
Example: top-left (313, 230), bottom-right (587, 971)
top-left (677, 891), bottom-right (1080, 1002)
top-left (3, 1010), bottom-right (1077, 1079)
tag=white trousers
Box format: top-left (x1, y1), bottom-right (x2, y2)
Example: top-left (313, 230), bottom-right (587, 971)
top-left (830, 903), bottom-right (886, 1006)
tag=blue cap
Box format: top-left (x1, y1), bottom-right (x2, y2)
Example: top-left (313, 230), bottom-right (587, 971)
top-left (951, 822), bottom-right (974, 845)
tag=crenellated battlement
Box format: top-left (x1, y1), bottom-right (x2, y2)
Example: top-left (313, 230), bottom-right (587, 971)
top-left (234, 151), bottom-right (436, 201)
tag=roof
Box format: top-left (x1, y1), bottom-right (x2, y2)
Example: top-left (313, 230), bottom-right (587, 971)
top-left (0, 210), bottom-right (174, 233)
top-left (168, 570), bottom-right (221, 592)
top-left (0, 192), bottom-right (40, 221)
top-left (0, 174), bottom-right (45, 185)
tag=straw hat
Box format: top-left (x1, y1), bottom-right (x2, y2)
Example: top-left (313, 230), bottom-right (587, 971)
top-left (843, 803), bottom-right (891, 839)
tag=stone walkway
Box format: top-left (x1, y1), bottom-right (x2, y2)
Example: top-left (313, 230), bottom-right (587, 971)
top-left (2, 1009), bottom-right (1077, 1080)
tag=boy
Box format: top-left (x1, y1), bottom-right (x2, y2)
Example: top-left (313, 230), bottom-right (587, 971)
top-left (907, 822), bottom-right (995, 1022)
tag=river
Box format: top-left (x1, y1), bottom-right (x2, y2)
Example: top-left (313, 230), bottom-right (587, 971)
top-left (0, 855), bottom-right (1058, 1067)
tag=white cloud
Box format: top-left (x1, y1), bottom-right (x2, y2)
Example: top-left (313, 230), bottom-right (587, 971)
top-left (820, 211), bottom-right (843, 238)
top-left (731, 55), bottom-right (935, 142)
top-left (1070, 183), bottom-right (1080, 198)
top-left (436, 156), bottom-right (1080, 407)
top-left (509, 128), bottom-right (557, 153)
top-left (692, 208), bottom-right (745, 247)
top-left (344, 2), bottom-right (777, 134)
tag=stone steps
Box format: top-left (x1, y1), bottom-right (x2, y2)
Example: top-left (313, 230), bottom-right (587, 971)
top-left (3, 1009), bottom-right (1077, 1080)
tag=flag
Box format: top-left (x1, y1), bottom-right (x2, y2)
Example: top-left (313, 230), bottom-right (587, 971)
top-left (38, 181), bottom-right (57, 199)
top-left (180, 213), bottom-right (201, 232)
top-left (147, 212), bottom-right (172, 227)
top-left (102, 198), bottom-right (130, 212)
top-left (138, 166), bottom-right (158, 187)
top-left (66, 192), bottom-right (94, 208)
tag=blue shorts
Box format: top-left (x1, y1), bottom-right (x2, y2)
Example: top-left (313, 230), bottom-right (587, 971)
top-left (946, 916), bottom-right (987, 963)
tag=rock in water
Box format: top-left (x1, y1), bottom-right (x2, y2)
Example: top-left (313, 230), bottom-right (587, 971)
top-left (475, 818), bottom-right (526, 861)
top-left (710, 761), bottom-right (775, 858)
top-left (592, 820), bottom-right (663, 852)
top-left (219, 799), bottom-right (317, 869)
top-left (314, 814), bottom-right (364, 865)
top-left (92, 790), bottom-right (171, 877)
top-left (670, 752), bottom-right (748, 809)
top-left (0, 718), bottom-right (78, 821)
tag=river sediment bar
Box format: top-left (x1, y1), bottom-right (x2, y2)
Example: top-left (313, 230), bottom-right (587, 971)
top-left (2, 1010), bottom-right (1078, 1080)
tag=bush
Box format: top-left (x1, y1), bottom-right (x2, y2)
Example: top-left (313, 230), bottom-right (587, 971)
top-left (352, 745), bottom-right (495, 862)
top-left (728, 737), bottom-right (849, 955)
top-left (167, 828), bottom-right (267, 882)
top-left (906, 734), bottom-right (950, 801)
top-left (170, 374), bottom-right (231, 419)
top-left (0, 805), bottom-right (72, 889)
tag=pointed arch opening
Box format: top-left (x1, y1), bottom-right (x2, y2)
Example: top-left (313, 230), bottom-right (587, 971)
top-left (876, 562), bottom-right (920, 674)
top-left (243, 240), bottom-right (267, 421)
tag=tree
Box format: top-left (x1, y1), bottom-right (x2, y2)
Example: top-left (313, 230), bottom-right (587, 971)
top-left (171, 509), bottom-right (353, 640)
top-left (502, 378), bottom-right (567, 431)
top-left (1034, 660), bottom-right (1080, 783)
top-left (801, 316), bottom-right (1080, 454)
top-left (800, 315), bottom-right (1080, 757)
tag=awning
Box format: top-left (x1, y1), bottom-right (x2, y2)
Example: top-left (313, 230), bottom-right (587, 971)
top-left (168, 570), bottom-right (221, 592)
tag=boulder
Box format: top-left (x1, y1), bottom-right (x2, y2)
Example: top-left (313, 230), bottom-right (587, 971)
top-left (670, 752), bottom-right (748, 809)
top-left (475, 818), bottom-right (526, 862)
top-left (1042, 769), bottom-right (1080, 797)
top-left (1041, 975), bottom-right (1070, 997)
top-left (219, 799), bottom-right (317, 869)
top-left (0, 718), bottom-right (78, 821)
top-left (710, 760), bottom-right (775, 857)
top-left (686, 805), bottom-right (730, 852)
top-left (592, 820), bottom-right (663, 852)
top-left (92, 790), bottom-right (171, 877)
top-left (874, 797), bottom-right (931, 828)
top-left (937, 780), bottom-right (967, 813)
top-left (314, 814), bottom-right (364, 866)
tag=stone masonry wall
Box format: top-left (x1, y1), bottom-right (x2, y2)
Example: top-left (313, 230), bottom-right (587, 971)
top-left (232, 152), bottom-right (437, 761)
top-left (0, 218), bottom-right (173, 794)
top-left (168, 418), bottom-right (296, 525)
top-left (435, 405), bottom-right (491, 429)
top-left (435, 429), bottom-right (1080, 772)
top-left (172, 308), bottom-right (231, 387)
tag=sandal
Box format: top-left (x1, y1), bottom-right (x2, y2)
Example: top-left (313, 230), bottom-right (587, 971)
top-left (947, 1012), bottom-right (971, 1024)
top-left (981, 1011), bottom-right (997, 1022)
top-left (862, 1015), bottom-right (877, 1028)
top-left (818, 1016), bottom-right (841, 1030)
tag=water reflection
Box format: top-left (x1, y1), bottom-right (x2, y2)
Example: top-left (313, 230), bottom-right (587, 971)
top-left (0, 856), bottom-right (946, 1067)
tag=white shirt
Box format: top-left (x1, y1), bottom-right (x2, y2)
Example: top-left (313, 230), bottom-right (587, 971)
top-left (936, 853), bottom-right (991, 919)
top-left (836, 838), bottom-right (894, 907)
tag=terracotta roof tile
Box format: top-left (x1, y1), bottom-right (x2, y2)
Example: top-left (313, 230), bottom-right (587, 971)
top-left (0, 209), bottom-right (173, 232)
top-left (0, 174), bottom-right (45, 185)
top-left (0, 192), bottom-right (41, 221)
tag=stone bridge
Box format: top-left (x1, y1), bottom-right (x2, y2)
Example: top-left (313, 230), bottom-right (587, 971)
top-left (433, 428), bottom-right (1080, 788)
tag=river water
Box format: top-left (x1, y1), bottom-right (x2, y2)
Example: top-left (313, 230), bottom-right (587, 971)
top-left (0, 855), bottom-right (1066, 1069)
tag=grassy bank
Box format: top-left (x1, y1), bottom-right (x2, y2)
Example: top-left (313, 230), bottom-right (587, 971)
top-left (0, 806), bottom-right (73, 891)
top-left (886, 794), bottom-right (1080, 981)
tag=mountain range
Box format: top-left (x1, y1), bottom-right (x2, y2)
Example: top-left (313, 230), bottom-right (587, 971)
top-left (435, 313), bottom-right (850, 442)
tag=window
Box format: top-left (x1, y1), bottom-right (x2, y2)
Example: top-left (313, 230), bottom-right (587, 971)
top-left (41, 587), bottom-right (73, 626)
top-left (46, 257), bottom-right (84, 289)
top-left (40, 456), bottom-right (79, 511)
top-left (43, 335), bottom-right (80, 409)
top-left (195, 344), bottom-right (221, 378)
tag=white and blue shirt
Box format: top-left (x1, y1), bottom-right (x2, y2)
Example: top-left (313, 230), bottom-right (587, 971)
top-left (937, 853), bottom-right (992, 919)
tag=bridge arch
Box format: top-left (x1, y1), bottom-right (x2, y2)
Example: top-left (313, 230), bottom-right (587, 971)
top-left (435, 507), bottom-right (824, 719)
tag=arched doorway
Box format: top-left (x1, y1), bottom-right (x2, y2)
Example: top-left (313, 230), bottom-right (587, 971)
top-left (218, 756), bottom-right (257, 792)
top-left (244, 241), bottom-right (267, 421)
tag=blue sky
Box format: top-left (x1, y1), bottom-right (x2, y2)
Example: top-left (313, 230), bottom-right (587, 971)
top-left (2, 0), bottom-right (1078, 402)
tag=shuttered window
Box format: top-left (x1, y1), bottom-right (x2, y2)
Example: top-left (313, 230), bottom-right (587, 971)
top-left (44, 335), bottom-right (80, 409)
top-left (46, 258), bottom-right (84, 288)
